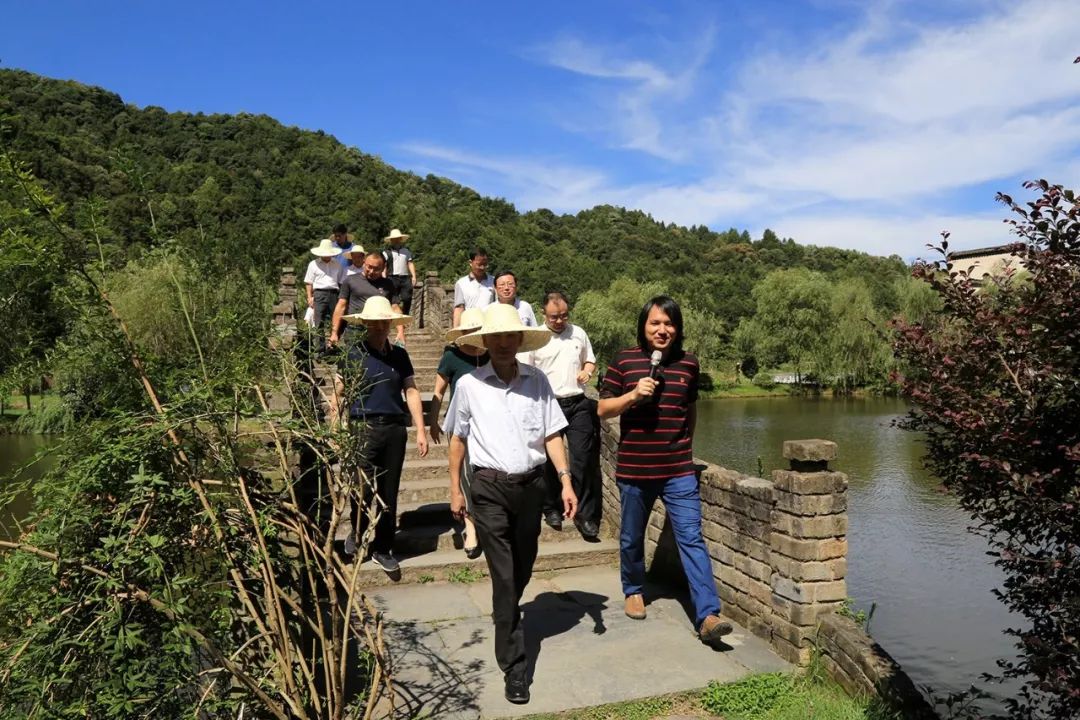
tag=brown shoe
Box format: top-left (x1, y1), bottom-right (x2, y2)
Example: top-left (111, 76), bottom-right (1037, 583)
top-left (624, 593), bottom-right (646, 620)
top-left (698, 615), bottom-right (733, 646)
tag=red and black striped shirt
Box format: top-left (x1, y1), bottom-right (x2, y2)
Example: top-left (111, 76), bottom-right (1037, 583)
top-left (600, 347), bottom-right (699, 481)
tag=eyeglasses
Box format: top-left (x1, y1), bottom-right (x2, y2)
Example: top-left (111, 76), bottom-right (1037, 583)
top-left (545, 313), bottom-right (570, 321)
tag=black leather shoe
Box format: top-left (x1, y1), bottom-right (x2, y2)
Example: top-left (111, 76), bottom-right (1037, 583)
top-left (543, 511), bottom-right (563, 531)
top-left (574, 517), bottom-right (600, 539)
top-left (464, 544), bottom-right (483, 560)
top-left (504, 672), bottom-right (530, 704)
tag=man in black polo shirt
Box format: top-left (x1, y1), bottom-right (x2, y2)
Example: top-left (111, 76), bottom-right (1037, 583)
top-left (329, 251), bottom-right (401, 348)
top-left (336, 296), bottom-right (428, 572)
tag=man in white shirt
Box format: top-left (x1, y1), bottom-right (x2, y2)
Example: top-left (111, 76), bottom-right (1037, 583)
top-left (525, 291), bottom-right (600, 539)
top-left (493, 271), bottom-right (538, 327)
top-left (304, 238), bottom-right (347, 351)
top-left (443, 304), bottom-right (578, 705)
top-left (452, 248), bottom-right (494, 327)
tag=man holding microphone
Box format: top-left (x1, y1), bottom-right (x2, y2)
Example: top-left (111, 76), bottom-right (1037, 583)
top-left (597, 295), bottom-right (732, 647)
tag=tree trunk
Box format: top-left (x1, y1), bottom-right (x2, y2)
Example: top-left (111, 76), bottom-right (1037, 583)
top-left (24, 388), bottom-right (31, 413)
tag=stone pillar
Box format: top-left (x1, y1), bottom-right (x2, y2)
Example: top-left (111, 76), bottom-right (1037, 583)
top-left (767, 439), bottom-right (848, 665)
top-left (270, 266), bottom-right (298, 349)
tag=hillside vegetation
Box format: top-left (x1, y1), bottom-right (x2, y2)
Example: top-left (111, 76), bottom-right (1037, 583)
top-left (1, 68), bottom-right (923, 410)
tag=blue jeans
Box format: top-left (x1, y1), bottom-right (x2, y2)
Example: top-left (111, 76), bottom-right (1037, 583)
top-left (617, 473), bottom-right (721, 628)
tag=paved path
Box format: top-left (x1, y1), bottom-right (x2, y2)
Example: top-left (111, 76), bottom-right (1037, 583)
top-left (368, 563), bottom-right (789, 719)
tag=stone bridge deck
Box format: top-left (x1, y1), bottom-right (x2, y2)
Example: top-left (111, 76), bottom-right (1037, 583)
top-left (370, 564), bottom-right (789, 719)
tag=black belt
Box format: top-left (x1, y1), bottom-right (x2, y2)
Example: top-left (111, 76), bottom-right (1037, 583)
top-left (354, 414), bottom-right (406, 426)
top-left (558, 394), bottom-right (586, 408)
top-left (314, 287), bottom-right (339, 293)
top-left (473, 466), bottom-right (543, 484)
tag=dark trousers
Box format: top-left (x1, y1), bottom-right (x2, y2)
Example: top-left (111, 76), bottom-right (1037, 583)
top-left (351, 420), bottom-right (407, 554)
top-left (470, 467), bottom-right (544, 676)
top-left (390, 275), bottom-right (413, 314)
top-left (543, 394), bottom-right (601, 523)
top-left (313, 288), bottom-right (339, 350)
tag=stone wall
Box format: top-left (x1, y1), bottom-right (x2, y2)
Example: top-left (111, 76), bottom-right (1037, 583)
top-left (815, 614), bottom-right (938, 718)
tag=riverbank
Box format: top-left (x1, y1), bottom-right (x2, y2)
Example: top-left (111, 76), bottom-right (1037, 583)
top-left (0, 393), bottom-right (65, 435)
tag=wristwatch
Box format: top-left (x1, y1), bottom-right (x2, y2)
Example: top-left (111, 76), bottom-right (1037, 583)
top-left (557, 469), bottom-right (571, 479)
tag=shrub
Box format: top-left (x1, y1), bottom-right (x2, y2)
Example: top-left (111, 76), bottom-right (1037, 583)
top-left (752, 370), bottom-right (777, 389)
top-left (892, 180), bottom-right (1080, 719)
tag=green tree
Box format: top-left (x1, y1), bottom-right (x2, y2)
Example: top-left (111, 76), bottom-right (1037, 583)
top-left (893, 182), bottom-right (1080, 718)
top-left (737, 268), bottom-right (833, 382)
top-left (818, 279), bottom-right (891, 392)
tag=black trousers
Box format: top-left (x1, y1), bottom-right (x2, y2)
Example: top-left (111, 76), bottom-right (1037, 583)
top-left (543, 394), bottom-right (601, 523)
top-left (390, 275), bottom-right (413, 314)
top-left (351, 420), bottom-right (407, 554)
top-left (470, 467), bottom-right (544, 676)
top-left (313, 288), bottom-right (339, 349)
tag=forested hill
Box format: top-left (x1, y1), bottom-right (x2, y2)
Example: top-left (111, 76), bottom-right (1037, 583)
top-left (0, 69), bottom-right (908, 330)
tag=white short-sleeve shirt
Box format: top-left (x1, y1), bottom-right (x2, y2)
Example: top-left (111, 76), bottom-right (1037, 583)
top-left (442, 362), bottom-right (568, 474)
top-left (513, 299), bottom-right (537, 327)
top-left (304, 259), bottom-right (346, 290)
top-left (526, 324), bottom-right (595, 398)
top-left (385, 246), bottom-right (414, 276)
top-left (453, 274), bottom-right (495, 310)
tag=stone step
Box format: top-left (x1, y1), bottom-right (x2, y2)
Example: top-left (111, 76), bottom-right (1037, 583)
top-left (406, 441), bottom-right (448, 460)
top-left (391, 517), bottom-right (597, 556)
top-left (351, 537), bottom-right (619, 587)
top-left (400, 457), bottom-right (448, 482)
top-left (398, 477), bottom-right (451, 504)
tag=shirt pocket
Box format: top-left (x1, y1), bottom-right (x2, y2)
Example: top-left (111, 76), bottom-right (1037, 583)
top-left (521, 404), bottom-right (544, 433)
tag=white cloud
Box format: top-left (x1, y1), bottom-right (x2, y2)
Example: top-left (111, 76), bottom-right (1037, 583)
top-left (728, 0), bottom-right (1080, 202)
top-left (766, 211), bottom-right (1012, 259)
top-left (398, 142), bottom-right (761, 224)
top-left (400, 1), bottom-right (1080, 259)
top-left (531, 25), bottom-right (716, 160)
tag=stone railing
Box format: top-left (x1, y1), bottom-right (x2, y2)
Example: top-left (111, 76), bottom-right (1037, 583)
top-left (600, 423), bottom-right (934, 713)
top-left (420, 271), bottom-right (454, 335)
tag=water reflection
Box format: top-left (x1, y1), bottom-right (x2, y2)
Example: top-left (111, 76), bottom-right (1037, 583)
top-left (694, 396), bottom-right (1020, 710)
top-left (0, 434), bottom-right (56, 542)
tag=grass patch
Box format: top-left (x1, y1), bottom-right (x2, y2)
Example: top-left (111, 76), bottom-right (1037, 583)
top-left (447, 566), bottom-right (486, 584)
top-left (520, 669), bottom-right (901, 720)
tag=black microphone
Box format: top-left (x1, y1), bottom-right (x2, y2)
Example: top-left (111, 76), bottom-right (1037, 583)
top-left (648, 350), bottom-right (663, 379)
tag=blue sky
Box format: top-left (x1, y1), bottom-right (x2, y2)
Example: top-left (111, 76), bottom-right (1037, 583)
top-left (5, 0), bottom-right (1079, 258)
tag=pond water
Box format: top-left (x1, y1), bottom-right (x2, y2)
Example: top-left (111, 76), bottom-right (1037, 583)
top-left (0, 433), bottom-right (56, 542)
top-left (694, 396), bottom-right (1021, 710)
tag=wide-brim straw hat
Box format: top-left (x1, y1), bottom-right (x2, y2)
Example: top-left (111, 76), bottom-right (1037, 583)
top-left (310, 238), bottom-right (343, 257)
top-left (342, 296), bottom-right (412, 327)
top-left (346, 244), bottom-right (367, 256)
top-left (384, 228), bottom-right (410, 243)
top-left (456, 304), bottom-right (552, 353)
top-left (445, 308), bottom-right (485, 342)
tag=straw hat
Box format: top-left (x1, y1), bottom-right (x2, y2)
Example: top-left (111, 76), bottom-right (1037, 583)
top-left (346, 244), bottom-right (367, 256)
top-left (384, 228), bottom-right (410, 243)
top-left (445, 308), bottom-right (485, 342)
top-left (456, 304), bottom-right (552, 353)
top-left (310, 238), bottom-right (343, 257)
top-left (342, 296), bottom-right (412, 327)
